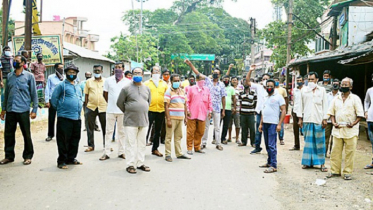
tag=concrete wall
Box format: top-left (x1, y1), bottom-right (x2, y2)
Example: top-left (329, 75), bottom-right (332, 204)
top-left (348, 6), bottom-right (373, 46)
top-left (0, 108), bottom-right (48, 131)
top-left (70, 58), bottom-right (113, 82)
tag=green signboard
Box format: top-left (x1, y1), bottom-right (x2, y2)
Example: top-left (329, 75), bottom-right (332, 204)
top-left (171, 54), bottom-right (215, 61)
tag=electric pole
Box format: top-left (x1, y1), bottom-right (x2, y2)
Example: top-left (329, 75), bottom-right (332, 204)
top-left (250, 18), bottom-right (255, 66)
top-left (25, 0), bottom-right (32, 58)
top-left (2, 0), bottom-right (12, 48)
top-left (286, 0), bottom-right (293, 65)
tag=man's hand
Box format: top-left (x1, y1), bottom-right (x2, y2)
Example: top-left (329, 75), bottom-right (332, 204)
top-left (184, 59), bottom-right (192, 66)
top-left (166, 119), bottom-right (172, 128)
top-left (187, 111), bottom-right (191, 118)
top-left (276, 124), bottom-right (282, 132)
top-left (322, 119), bottom-right (327, 129)
top-left (30, 112), bottom-right (37, 120)
top-left (221, 110), bottom-right (225, 119)
top-left (184, 118), bottom-right (187, 126)
top-left (208, 113), bottom-right (212, 119)
top-left (298, 118), bottom-right (303, 128)
top-left (365, 112), bottom-right (368, 119)
top-left (333, 123), bottom-right (340, 129)
top-left (0, 111), bottom-right (6, 121)
top-left (45, 103), bottom-right (50, 108)
top-left (347, 123), bottom-right (355, 128)
top-left (229, 64), bottom-right (234, 68)
top-left (232, 108), bottom-right (236, 115)
top-left (249, 65), bottom-right (256, 71)
top-left (258, 124), bottom-right (263, 132)
top-left (0, 81), bottom-right (3, 88)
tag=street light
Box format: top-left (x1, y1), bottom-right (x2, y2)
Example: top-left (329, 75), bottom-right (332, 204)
top-left (136, 0), bottom-right (149, 35)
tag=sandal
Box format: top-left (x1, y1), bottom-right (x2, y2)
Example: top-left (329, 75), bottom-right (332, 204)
top-left (23, 159), bottom-right (32, 165)
top-left (57, 163), bottom-right (68, 169)
top-left (343, 175), bottom-right (352, 180)
top-left (66, 159), bottom-right (83, 165)
top-left (137, 165), bottom-right (151, 172)
top-left (126, 166), bottom-right (137, 174)
top-left (320, 166), bottom-right (328, 172)
top-left (259, 164), bottom-right (270, 168)
top-left (364, 164), bottom-right (373, 169)
top-left (264, 167), bottom-right (277, 173)
top-left (326, 173), bottom-right (341, 178)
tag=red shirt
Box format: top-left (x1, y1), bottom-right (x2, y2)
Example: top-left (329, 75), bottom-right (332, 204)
top-left (30, 62), bottom-right (46, 82)
top-left (186, 85), bottom-right (212, 121)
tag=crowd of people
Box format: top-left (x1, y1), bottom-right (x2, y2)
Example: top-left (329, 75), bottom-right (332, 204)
top-left (1, 47), bottom-right (373, 179)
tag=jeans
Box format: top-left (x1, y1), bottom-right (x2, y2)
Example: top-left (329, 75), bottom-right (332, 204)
top-left (240, 114), bottom-right (256, 145)
top-left (278, 112), bottom-right (284, 140)
top-left (4, 111), bottom-right (34, 160)
top-left (221, 110), bottom-right (232, 141)
top-left (56, 117), bottom-right (81, 164)
top-left (86, 108), bottom-right (106, 148)
top-left (368, 122), bottom-right (373, 153)
top-left (254, 113), bottom-right (262, 149)
top-left (263, 123), bottom-right (278, 168)
top-left (146, 111), bottom-right (165, 152)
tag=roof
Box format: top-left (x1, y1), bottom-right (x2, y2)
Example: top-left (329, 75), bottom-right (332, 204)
top-left (288, 40), bottom-right (373, 67)
top-left (338, 50), bottom-right (373, 65)
top-left (328, 0), bottom-right (357, 16)
top-left (63, 42), bottom-right (115, 63)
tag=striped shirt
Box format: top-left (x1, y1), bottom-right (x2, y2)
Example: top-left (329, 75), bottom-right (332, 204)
top-left (239, 89), bottom-right (257, 115)
top-left (164, 87), bottom-right (186, 120)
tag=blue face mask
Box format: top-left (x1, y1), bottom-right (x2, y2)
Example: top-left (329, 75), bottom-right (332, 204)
top-left (172, 82), bottom-right (180, 89)
top-left (297, 82), bottom-right (303, 86)
top-left (94, 73), bottom-right (101, 78)
top-left (275, 81), bottom-right (279, 87)
top-left (323, 78), bottom-right (330, 82)
top-left (133, 76), bottom-right (143, 83)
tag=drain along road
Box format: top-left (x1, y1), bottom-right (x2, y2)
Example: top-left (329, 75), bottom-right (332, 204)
top-left (0, 120), bottom-right (373, 210)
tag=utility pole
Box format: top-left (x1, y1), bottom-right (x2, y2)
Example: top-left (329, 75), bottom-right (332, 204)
top-left (25, 0), bottom-right (33, 58)
top-left (250, 18), bottom-right (255, 67)
top-left (2, 0), bottom-right (12, 48)
top-left (286, 0), bottom-right (293, 65)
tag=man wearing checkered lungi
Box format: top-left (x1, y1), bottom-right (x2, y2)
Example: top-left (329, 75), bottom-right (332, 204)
top-left (296, 72), bottom-right (329, 172)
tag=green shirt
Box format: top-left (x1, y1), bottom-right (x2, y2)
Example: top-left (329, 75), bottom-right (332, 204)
top-left (223, 86), bottom-right (235, 110)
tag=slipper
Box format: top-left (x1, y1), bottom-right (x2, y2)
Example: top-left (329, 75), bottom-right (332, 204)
top-left (57, 163), bottom-right (68, 169)
top-left (320, 167), bottom-right (328, 172)
top-left (259, 164), bottom-right (270, 168)
top-left (66, 159), bottom-right (83, 165)
top-left (364, 164), bottom-right (373, 169)
top-left (137, 165), bottom-right (151, 172)
top-left (23, 159), bottom-right (32, 165)
top-left (264, 167), bottom-right (277, 173)
top-left (126, 166), bottom-right (137, 174)
top-left (326, 173), bottom-right (341, 178)
top-left (343, 175), bottom-right (352, 180)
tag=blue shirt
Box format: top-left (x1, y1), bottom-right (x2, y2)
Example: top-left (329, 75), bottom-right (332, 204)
top-left (204, 78), bottom-right (227, 113)
top-left (51, 80), bottom-right (83, 120)
top-left (80, 80), bottom-right (87, 102)
top-left (2, 70), bottom-right (38, 113)
top-left (262, 92), bottom-right (285, 124)
top-left (45, 74), bottom-right (64, 103)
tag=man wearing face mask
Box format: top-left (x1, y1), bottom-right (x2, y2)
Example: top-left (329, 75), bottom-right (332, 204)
top-left (318, 70), bottom-right (333, 93)
top-left (290, 76), bottom-right (304, 151)
top-left (238, 84), bottom-right (257, 147)
top-left (228, 76), bottom-right (243, 143)
top-left (327, 77), bottom-right (364, 180)
top-left (117, 67), bottom-right (151, 174)
top-left (44, 63), bottom-right (65, 142)
top-left (296, 72), bottom-right (329, 172)
top-left (221, 75), bottom-right (236, 144)
top-left (124, 71), bottom-right (132, 80)
top-left (184, 75), bottom-right (195, 95)
top-left (50, 64), bottom-right (83, 169)
top-left (80, 71), bottom-right (98, 132)
top-left (185, 59), bottom-right (227, 151)
top-left (84, 65), bottom-right (107, 152)
top-left (186, 74), bottom-right (212, 154)
top-left (162, 69), bottom-right (171, 87)
top-left (274, 77), bottom-right (288, 145)
top-left (30, 53), bottom-right (47, 107)
top-left (364, 74), bottom-right (373, 170)
top-left (100, 62), bottom-right (130, 161)
top-left (144, 66), bottom-right (168, 157)
top-left (325, 79), bottom-right (341, 157)
top-left (0, 55), bottom-right (38, 165)
top-left (245, 65), bottom-right (273, 154)
top-left (0, 46), bottom-right (14, 103)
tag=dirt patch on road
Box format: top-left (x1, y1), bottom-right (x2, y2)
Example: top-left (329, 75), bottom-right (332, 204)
top-left (275, 125), bottom-right (373, 210)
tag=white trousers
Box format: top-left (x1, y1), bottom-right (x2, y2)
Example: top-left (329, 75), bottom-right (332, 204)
top-left (103, 113), bottom-right (125, 156)
top-left (124, 126), bottom-right (148, 167)
top-left (202, 111), bottom-right (221, 146)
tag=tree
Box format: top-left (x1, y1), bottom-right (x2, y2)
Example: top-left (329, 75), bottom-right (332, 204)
top-left (260, 0), bottom-right (329, 69)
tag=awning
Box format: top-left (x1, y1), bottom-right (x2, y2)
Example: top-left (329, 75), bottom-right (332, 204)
top-left (338, 50), bottom-right (373, 65)
top-left (330, 0), bottom-right (356, 8)
top-left (328, 0), bottom-right (357, 16)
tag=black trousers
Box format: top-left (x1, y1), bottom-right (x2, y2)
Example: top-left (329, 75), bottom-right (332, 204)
top-left (4, 111), bottom-right (34, 160)
top-left (47, 106), bottom-right (57, 138)
top-left (292, 110), bottom-right (300, 149)
top-left (240, 114), bottom-right (256, 145)
top-left (56, 117), bottom-right (81, 164)
top-left (86, 108), bottom-right (106, 148)
top-left (147, 111), bottom-right (165, 152)
top-left (221, 110), bottom-right (232, 141)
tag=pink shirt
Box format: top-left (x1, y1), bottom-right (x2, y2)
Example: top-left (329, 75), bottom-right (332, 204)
top-left (186, 85), bottom-right (212, 121)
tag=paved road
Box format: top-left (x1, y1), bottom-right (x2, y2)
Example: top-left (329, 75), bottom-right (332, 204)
top-left (0, 123), bottom-right (282, 210)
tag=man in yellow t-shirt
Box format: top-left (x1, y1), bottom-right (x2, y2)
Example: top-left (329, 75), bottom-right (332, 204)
top-left (274, 77), bottom-right (288, 145)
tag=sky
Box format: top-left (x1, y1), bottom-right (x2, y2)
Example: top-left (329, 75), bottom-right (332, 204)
top-left (9, 0), bottom-right (276, 54)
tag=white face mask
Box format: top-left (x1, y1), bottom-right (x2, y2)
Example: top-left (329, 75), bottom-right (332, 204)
top-left (4, 51), bottom-right (12, 57)
top-left (262, 80), bottom-right (267, 87)
top-left (152, 74), bottom-right (160, 87)
top-left (308, 82), bottom-right (317, 90)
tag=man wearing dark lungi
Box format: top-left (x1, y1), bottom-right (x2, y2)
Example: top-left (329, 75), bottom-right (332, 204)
top-left (297, 72), bottom-right (329, 172)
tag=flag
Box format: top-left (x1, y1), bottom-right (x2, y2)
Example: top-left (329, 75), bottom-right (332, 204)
top-left (32, 0), bottom-right (42, 35)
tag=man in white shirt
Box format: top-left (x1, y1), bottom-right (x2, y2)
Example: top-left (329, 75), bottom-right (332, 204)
top-left (297, 72), bottom-right (329, 172)
top-left (245, 65), bottom-right (272, 154)
top-left (100, 62), bottom-right (131, 161)
top-left (364, 73), bottom-right (373, 170)
top-left (290, 76), bottom-right (304, 151)
top-left (325, 79), bottom-right (341, 157)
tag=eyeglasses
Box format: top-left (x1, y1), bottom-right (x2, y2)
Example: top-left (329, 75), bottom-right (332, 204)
top-left (133, 72), bottom-right (142, 75)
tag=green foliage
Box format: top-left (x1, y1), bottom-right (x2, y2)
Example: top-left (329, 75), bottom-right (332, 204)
top-left (260, 0), bottom-right (330, 69)
top-left (0, 8), bottom-right (15, 47)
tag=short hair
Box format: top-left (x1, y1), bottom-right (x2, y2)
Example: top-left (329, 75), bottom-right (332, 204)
top-left (323, 70), bottom-right (331, 75)
top-left (131, 67), bottom-right (143, 74)
top-left (273, 77), bottom-right (279, 80)
top-left (2, 46), bottom-right (10, 51)
top-left (296, 76), bottom-right (303, 80)
top-left (308, 71), bottom-right (319, 79)
top-left (124, 71), bottom-right (132, 76)
top-left (213, 68), bottom-right (223, 75)
top-left (21, 50), bottom-right (27, 55)
top-left (162, 69), bottom-right (170, 75)
top-left (170, 74), bottom-right (180, 82)
top-left (36, 53), bottom-right (43, 57)
top-left (342, 77), bottom-right (353, 86)
top-left (93, 64), bottom-right (103, 70)
top-left (54, 63), bottom-right (63, 69)
top-left (332, 78), bottom-right (340, 83)
top-left (222, 75), bottom-right (230, 79)
top-left (151, 66), bottom-right (160, 73)
top-left (262, 73), bottom-right (271, 79)
top-left (15, 55), bottom-right (27, 64)
top-left (231, 76), bottom-right (238, 80)
top-left (188, 75), bottom-right (195, 79)
top-left (115, 62), bottom-right (124, 69)
top-left (266, 79), bottom-right (276, 87)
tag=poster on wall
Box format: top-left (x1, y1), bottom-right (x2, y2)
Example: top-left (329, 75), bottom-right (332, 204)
top-left (12, 35), bottom-right (63, 66)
